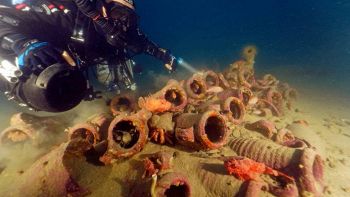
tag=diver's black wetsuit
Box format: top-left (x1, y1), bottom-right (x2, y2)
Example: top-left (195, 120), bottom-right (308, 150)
top-left (0, 1), bottom-right (109, 61)
top-left (0, 0), bottom-right (169, 110)
top-left (0, 1), bottom-right (93, 97)
top-left (0, 0), bottom-right (155, 57)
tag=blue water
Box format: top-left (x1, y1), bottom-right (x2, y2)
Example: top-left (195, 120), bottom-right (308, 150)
top-left (135, 0), bottom-right (350, 96)
top-left (0, 1), bottom-right (350, 195)
top-left (2, 0), bottom-right (350, 93)
top-left (1, 0), bottom-right (349, 123)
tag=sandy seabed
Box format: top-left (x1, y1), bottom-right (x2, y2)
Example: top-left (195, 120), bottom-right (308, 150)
top-left (0, 70), bottom-right (349, 197)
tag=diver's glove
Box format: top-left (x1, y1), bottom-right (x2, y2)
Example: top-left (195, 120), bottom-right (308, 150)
top-left (163, 52), bottom-right (177, 72)
top-left (16, 40), bottom-right (64, 74)
top-left (152, 48), bottom-right (177, 72)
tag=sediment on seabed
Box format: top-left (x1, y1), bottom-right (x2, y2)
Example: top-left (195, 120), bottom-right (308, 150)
top-left (0, 46), bottom-right (328, 197)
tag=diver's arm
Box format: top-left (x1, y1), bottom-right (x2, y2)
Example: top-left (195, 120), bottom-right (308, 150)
top-left (0, 22), bottom-right (34, 55)
top-left (0, 14), bottom-right (26, 56)
top-left (127, 28), bottom-right (177, 72)
top-left (0, 6), bottom-right (75, 53)
top-left (125, 28), bottom-right (159, 55)
top-left (0, 6), bottom-right (77, 73)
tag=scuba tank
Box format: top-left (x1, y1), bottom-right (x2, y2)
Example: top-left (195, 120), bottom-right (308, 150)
top-left (96, 58), bottom-right (137, 93)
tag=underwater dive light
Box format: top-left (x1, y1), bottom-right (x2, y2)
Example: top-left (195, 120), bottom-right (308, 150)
top-left (177, 58), bottom-right (198, 73)
top-left (0, 58), bottom-right (23, 83)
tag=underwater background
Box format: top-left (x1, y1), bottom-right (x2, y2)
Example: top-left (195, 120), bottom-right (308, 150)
top-left (0, 0), bottom-right (349, 127)
top-left (1, 0), bottom-right (350, 116)
top-left (0, 1), bottom-right (350, 196)
top-left (0, 0), bottom-right (349, 128)
top-left (134, 0), bottom-right (350, 98)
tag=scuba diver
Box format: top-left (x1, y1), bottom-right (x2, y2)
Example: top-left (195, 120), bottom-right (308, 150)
top-left (0, 0), bottom-right (178, 112)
